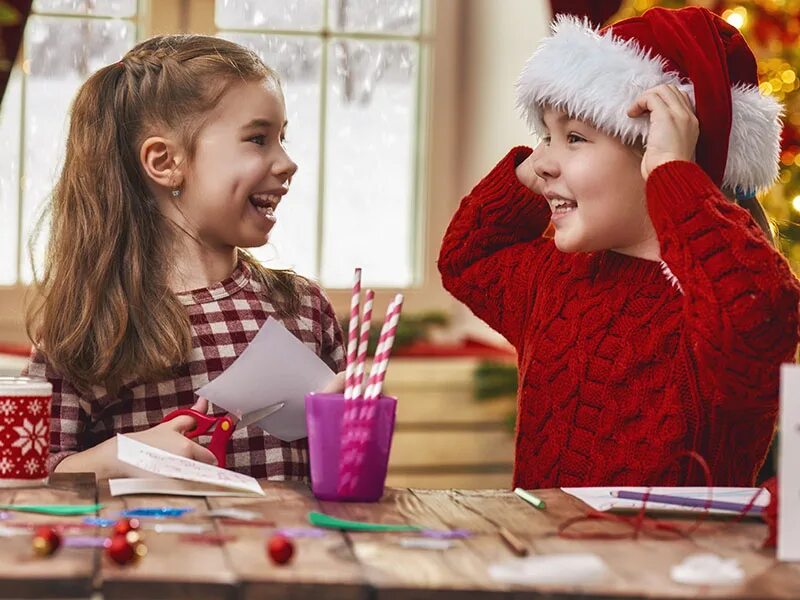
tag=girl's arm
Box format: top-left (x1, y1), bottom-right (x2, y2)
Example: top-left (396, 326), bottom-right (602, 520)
top-left (647, 160), bottom-right (800, 409)
top-left (438, 146), bottom-right (553, 347)
top-left (24, 349), bottom-right (217, 477)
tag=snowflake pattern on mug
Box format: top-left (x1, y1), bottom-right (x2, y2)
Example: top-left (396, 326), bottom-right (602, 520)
top-left (12, 419), bottom-right (47, 456)
top-left (0, 392), bottom-right (50, 481)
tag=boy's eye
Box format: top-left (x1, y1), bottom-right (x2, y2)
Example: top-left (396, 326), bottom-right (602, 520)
top-left (542, 135), bottom-right (551, 145)
top-left (567, 133), bottom-right (586, 143)
top-left (248, 135), bottom-right (266, 145)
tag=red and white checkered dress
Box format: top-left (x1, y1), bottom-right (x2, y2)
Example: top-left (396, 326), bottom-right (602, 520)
top-left (24, 261), bottom-right (345, 479)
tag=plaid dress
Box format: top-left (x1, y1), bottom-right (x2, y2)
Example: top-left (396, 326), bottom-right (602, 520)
top-left (24, 261), bottom-right (345, 479)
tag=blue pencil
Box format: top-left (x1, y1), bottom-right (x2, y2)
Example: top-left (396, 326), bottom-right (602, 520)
top-left (612, 490), bottom-right (764, 514)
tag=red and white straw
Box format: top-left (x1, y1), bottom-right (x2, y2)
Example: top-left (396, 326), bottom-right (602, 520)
top-left (353, 289), bottom-right (374, 399)
top-left (364, 294), bottom-right (404, 401)
top-left (344, 268), bottom-right (361, 400)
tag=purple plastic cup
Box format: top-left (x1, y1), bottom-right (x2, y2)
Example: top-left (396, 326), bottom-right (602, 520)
top-left (305, 392), bottom-right (397, 502)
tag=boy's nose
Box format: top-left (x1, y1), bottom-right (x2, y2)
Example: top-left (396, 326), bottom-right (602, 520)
top-left (532, 145), bottom-right (560, 180)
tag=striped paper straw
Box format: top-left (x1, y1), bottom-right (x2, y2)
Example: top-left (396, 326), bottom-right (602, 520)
top-left (344, 268), bottom-right (361, 400)
top-left (365, 294), bottom-right (404, 401)
top-left (353, 289), bottom-right (374, 399)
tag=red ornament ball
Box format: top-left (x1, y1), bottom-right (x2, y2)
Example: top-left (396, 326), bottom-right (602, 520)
top-left (105, 533), bottom-right (140, 565)
top-left (267, 534), bottom-right (294, 565)
top-left (113, 518), bottom-right (140, 536)
top-left (32, 526), bottom-right (62, 557)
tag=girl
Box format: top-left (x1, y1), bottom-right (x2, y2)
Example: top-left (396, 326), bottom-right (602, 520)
top-left (24, 35), bottom-right (345, 479)
top-left (439, 7), bottom-right (800, 488)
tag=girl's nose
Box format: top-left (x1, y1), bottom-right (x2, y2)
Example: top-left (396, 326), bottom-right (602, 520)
top-left (274, 148), bottom-right (298, 182)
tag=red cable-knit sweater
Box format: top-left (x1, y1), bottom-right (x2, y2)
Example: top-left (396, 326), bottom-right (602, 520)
top-left (439, 147), bottom-right (800, 488)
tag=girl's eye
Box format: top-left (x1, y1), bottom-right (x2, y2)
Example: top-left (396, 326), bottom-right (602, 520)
top-left (249, 135), bottom-right (266, 146)
top-left (567, 133), bottom-right (586, 143)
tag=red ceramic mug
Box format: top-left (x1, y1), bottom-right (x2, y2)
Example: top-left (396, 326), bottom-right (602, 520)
top-left (0, 377), bottom-right (52, 487)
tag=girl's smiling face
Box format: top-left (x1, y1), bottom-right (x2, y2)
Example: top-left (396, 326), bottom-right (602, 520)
top-left (532, 106), bottom-right (659, 260)
top-left (181, 78), bottom-right (298, 251)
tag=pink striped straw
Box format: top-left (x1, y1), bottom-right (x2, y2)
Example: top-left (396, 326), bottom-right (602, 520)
top-left (344, 268), bottom-right (361, 400)
top-left (365, 294), bottom-right (404, 401)
top-left (353, 289), bottom-right (374, 399)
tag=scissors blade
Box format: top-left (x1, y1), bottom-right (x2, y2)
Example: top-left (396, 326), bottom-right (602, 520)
top-left (238, 403), bottom-right (285, 428)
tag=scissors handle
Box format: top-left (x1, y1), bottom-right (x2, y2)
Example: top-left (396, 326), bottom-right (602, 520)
top-left (161, 409), bottom-right (235, 468)
top-left (161, 408), bottom-right (217, 438)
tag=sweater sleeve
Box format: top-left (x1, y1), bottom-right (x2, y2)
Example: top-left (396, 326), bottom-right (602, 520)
top-left (316, 286), bottom-right (346, 373)
top-left (646, 160), bottom-right (800, 411)
top-left (438, 146), bottom-right (554, 348)
top-left (22, 349), bottom-right (91, 473)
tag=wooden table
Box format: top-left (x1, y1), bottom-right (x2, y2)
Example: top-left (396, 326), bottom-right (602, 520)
top-left (1, 473), bottom-right (798, 599)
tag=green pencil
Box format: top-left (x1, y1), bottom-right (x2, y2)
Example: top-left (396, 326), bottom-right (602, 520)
top-left (513, 487), bottom-right (546, 510)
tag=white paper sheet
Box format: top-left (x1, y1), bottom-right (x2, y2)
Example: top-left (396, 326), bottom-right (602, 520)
top-left (197, 317), bottom-right (335, 442)
top-left (109, 477), bottom-right (264, 497)
top-left (116, 434), bottom-right (264, 496)
top-left (561, 486), bottom-right (769, 515)
top-left (779, 364), bottom-right (800, 561)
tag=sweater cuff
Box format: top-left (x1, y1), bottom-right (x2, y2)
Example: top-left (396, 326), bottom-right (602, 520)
top-left (646, 160), bottom-right (720, 207)
top-left (470, 146), bottom-right (550, 227)
top-left (472, 146), bottom-right (539, 201)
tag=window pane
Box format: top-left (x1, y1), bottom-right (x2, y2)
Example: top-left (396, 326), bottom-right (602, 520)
top-left (33, 0), bottom-right (137, 17)
top-left (216, 0), bottom-right (324, 31)
top-left (221, 33), bottom-right (322, 277)
top-left (329, 0), bottom-right (420, 34)
top-left (321, 39), bottom-right (417, 288)
top-left (0, 69), bottom-right (23, 285)
top-left (20, 16), bottom-right (135, 283)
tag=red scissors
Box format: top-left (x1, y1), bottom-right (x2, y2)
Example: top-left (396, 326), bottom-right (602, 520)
top-left (162, 403), bottom-right (284, 468)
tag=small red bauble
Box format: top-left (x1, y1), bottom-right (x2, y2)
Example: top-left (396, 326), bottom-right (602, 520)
top-left (105, 533), bottom-right (147, 565)
top-left (32, 526), bottom-right (62, 556)
top-left (267, 534), bottom-right (294, 565)
top-left (113, 518), bottom-right (140, 536)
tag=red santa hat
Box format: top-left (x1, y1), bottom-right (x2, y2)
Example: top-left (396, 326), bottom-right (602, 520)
top-left (516, 6), bottom-right (783, 194)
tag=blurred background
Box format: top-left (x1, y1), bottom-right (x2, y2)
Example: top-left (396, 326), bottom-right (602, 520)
top-left (0, 0), bottom-right (795, 487)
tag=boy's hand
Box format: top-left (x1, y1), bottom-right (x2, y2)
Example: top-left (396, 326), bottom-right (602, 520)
top-left (627, 84), bottom-right (699, 180)
top-left (515, 145), bottom-right (546, 195)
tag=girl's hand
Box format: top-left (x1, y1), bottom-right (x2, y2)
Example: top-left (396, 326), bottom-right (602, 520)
top-left (55, 396), bottom-right (217, 479)
top-left (627, 84), bottom-right (699, 180)
top-left (126, 396), bottom-right (218, 464)
top-left (515, 145), bottom-right (546, 195)
top-left (320, 371), bottom-right (346, 394)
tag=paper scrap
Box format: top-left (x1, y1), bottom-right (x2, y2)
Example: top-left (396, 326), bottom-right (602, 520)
top-left (670, 554), bottom-right (744, 586)
top-left (489, 553), bottom-right (608, 585)
top-left (562, 487), bottom-right (769, 515)
top-left (116, 434), bottom-right (264, 496)
top-left (197, 317), bottom-right (335, 442)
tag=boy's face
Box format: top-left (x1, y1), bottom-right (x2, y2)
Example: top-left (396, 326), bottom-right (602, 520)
top-left (182, 78), bottom-right (297, 251)
top-left (532, 107), bottom-right (657, 259)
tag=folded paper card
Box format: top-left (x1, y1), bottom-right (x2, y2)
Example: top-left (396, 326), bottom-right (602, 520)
top-left (116, 434), bottom-right (264, 496)
top-left (197, 317), bottom-right (335, 442)
top-left (779, 364), bottom-right (800, 561)
top-left (562, 486), bottom-right (770, 515)
top-left (109, 478), bottom-right (265, 497)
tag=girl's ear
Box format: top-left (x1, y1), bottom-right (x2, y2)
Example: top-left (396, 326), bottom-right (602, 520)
top-left (139, 136), bottom-right (187, 191)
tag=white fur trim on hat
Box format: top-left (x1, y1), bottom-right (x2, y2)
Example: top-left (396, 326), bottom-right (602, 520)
top-left (515, 15), bottom-right (783, 193)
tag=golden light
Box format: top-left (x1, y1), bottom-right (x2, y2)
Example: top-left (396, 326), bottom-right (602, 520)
top-left (722, 7), bottom-right (748, 29)
top-left (760, 82), bottom-right (773, 95)
top-left (782, 70), bottom-right (796, 84)
top-left (792, 195), bottom-right (800, 213)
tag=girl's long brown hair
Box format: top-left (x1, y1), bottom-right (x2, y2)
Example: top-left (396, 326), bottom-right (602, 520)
top-left (27, 35), bottom-right (306, 393)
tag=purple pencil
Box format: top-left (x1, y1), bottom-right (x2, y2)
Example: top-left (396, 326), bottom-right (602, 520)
top-left (612, 490), bottom-right (764, 515)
